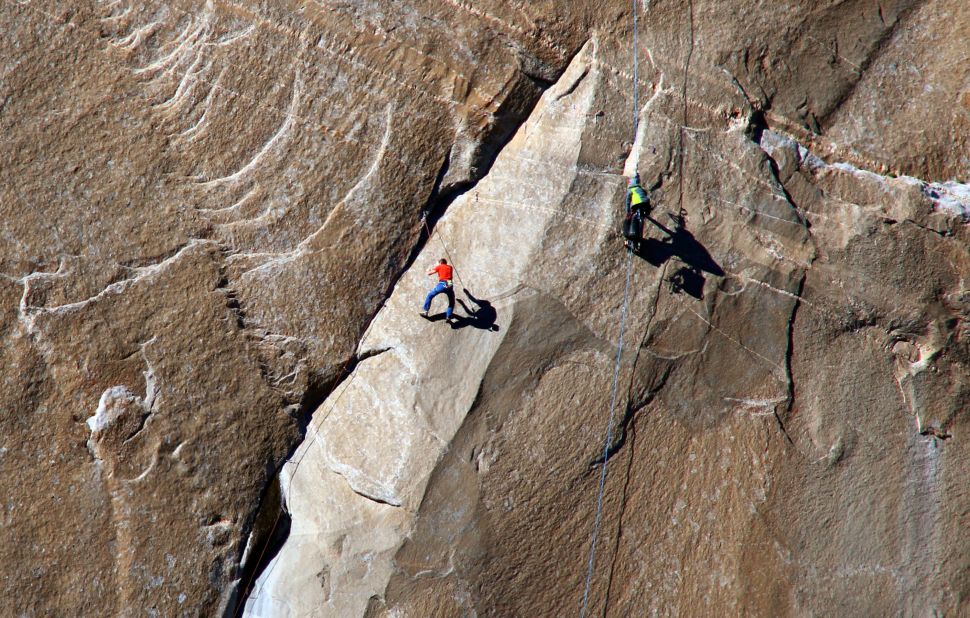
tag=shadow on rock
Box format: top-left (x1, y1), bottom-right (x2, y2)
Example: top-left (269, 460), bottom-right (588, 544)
top-left (453, 288), bottom-right (500, 332)
top-left (668, 265), bottom-right (705, 299)
top-left (421, 312), bottom-right (451, 323)
top-left (632, 213), bottom-right (724, 300)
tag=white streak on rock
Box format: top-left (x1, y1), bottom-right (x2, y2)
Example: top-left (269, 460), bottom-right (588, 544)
top-left (199, 71), bottom-right (303, 187)
top-left (113, 20), bottom-right (161, 51)
top-left (87, 386), bottom-right (139, 434)
top-left (237, 103), bottom-right (394, 278)
top-left (134, 18), bottom-right (208, 77)
top-left (179, 66), bottom-right (226, 141)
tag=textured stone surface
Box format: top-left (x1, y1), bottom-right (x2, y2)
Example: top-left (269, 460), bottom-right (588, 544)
top-left (1, 0), bottom-right (968, 616)
top-left (1, 0), bottom-right (588, 613)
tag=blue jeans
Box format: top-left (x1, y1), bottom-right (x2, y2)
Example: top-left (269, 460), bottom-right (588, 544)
top-left (423, 281), bottom-right (454, 318)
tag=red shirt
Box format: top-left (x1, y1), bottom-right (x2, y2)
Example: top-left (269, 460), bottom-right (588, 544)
top-left (433, 264), bottom-right (453, 282)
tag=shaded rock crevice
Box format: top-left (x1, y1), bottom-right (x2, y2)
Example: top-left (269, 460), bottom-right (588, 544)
top-left (777, 270), bottom-right (808, 448)
top-left (331, 467), bottom-right (405, 509)
top-left (589, 364), bottom-right (672, 468)
top-left (591, 264), bottom-right (679, 467)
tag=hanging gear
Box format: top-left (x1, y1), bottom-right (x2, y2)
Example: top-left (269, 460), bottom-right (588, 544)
top-left (622, 209), bottom-right (644, 252)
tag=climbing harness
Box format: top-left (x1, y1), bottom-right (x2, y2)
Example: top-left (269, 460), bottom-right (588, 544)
top-left (578, 0), bottom-right (641, 615)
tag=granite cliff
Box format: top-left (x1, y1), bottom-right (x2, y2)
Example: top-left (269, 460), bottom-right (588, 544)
top-left (1, 0), bottom-right (967, 616)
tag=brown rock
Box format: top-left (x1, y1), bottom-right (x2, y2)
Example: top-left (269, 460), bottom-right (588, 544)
top-left (1, 1), bottom-right (967, 616)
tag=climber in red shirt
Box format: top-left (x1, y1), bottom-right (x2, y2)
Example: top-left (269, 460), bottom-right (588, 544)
top-left (420, 258), bottom-right (455, 320)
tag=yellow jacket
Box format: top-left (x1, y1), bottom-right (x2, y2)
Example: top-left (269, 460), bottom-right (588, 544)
top-left (628, 184), bottom-right (648, 209)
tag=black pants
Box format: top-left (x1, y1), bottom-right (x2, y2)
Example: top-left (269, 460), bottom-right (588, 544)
top-left (623, 211), bottom-right (643, 241)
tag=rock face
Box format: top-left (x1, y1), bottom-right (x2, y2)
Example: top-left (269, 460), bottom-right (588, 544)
top-left (1, 0), bottom-right (967, 616)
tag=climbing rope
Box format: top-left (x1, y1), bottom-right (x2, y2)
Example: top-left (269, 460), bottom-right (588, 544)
top-left (579, 250), bottom-right (634, 617)
top-left (422, 211), bottom-right (468, 294)
top-left (579, 0), bottom-right (640, 615)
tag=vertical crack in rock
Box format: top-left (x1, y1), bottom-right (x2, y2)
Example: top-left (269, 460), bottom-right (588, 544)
top-left (601, 407), bottom-right (641, 615)
top-left (776, 271), bottom-right (807, 448)
top-left (747, 108), bottom-right (817, 241)
top-left (589, 365), bottom-right (673, 468)
top-left (233, 345), bottom-right (394, 613)
top-left (231, 474), bottom-right (289, 618)
top-left (591, 264), bottom-right (676, 467)
top-left (676, 0), bottom-right (696, 217)
top-left (750, 118), bottom-right (815, 450)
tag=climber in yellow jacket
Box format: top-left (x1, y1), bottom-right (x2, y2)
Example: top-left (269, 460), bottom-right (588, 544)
top-left (622, 173), bottom-right (650, 251)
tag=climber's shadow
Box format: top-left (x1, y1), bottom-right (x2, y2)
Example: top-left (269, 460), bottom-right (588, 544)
top-left (422, 313), bottom-right (450, 322)
top-left (633, 214), bottom-right (724, 300)
top-left (453, 289), bottom-right (500, 332)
